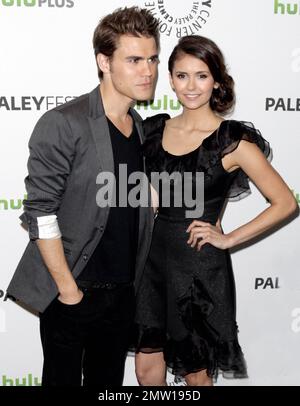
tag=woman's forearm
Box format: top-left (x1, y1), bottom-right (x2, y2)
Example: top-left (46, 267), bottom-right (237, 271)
top-left (227, 197), bottom-right (297, 248)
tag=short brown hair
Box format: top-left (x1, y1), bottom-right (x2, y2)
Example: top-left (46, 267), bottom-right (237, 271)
top-left (93, 7), bottom-right (160, 79)
top-left (168, 35), bottom-right (235, 115)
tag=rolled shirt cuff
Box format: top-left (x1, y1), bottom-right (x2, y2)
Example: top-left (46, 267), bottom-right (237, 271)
top-left (36, 215), bottom-right (62, 239)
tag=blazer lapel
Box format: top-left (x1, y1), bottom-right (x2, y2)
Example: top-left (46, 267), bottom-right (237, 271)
top-left (130, 108), bottom-right (144, 143)
top-left (130, 108), bottom-right (153, 283)
top-left (88, 86), bottom-right (114, 175)
top-left (130, 107), bottom-right (145, 173)
top-left (87, 87), bottom-right (152, 282)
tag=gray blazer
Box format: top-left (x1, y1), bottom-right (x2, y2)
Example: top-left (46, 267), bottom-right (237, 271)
top-left (7, 86), bottom-right (154, 313)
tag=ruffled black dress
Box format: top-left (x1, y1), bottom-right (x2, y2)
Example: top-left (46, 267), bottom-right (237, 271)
top-left (135, 114), bottom-right (271, 379)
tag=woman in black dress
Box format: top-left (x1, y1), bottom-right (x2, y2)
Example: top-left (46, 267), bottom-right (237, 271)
top-left (134, 35), bottom-right (297, 386)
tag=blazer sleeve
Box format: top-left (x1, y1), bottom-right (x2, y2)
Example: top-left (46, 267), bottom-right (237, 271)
top-left (20, 109), bottom-right (76, 240)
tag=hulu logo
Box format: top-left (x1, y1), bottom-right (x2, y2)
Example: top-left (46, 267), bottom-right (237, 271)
top-left (0, 0), bottom-right (74, 7)
top-left (2, 374), bottom-right (41, 386)
top-left (274, 0), bottom-right (300, 14)
top-left (136, 95), bottom-right (181, 111)
top-left (0, 194), bottom-right (27, 210)
top-left (0, 0), bottom-right (74, 8)
top-left (1, 0), bottom-right (39, 5)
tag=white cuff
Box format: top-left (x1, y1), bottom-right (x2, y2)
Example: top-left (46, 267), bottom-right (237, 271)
top-left (37, 215), bottom-right (62, 239)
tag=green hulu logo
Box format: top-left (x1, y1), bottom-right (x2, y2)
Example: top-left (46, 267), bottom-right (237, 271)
top-left (0, 0), bottom-right (74, 7)
top-left (274, 0), bottom-right (300, 14)
top-left (136, 95), bottom-right (181, 111)
top-left (2, 374), bottom-right (41, 386)
top-left (1, 0), bottom-right (36, 5)
top-left (0, 194), bottom-right (27, 210)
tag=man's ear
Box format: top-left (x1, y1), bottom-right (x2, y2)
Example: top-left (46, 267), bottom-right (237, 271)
top-left (96, 53), bottom-right (111, 75)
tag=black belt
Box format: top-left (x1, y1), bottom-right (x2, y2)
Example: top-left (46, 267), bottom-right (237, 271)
top-left (77, 280), bottom-right (132, 291)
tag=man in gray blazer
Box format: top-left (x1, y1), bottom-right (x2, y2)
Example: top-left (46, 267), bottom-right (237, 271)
top-left (7, 7), bottom-right (159, 386)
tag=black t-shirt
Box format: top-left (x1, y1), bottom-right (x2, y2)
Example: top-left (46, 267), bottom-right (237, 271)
top-left (78, 116), bottom-right (143, 283)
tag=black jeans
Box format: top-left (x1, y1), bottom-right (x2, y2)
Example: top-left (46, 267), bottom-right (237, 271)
top-left (39, 282), bottom-right (135, 386)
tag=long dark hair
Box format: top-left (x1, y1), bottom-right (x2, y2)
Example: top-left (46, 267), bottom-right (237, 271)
top-left (168, 35), bottom-right (235, 115)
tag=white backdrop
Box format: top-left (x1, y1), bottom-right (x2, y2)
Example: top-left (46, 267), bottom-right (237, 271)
top-left (0, 0), bottom-right (299, 386)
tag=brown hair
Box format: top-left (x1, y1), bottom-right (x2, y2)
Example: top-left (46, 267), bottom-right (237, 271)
top-left (93, 7), bottom-right (160, 79)
top-left (168, 35), bottom-right (235, 115)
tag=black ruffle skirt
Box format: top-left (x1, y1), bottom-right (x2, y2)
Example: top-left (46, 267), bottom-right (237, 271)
top-left (134, 214), bottom-right (247, 379)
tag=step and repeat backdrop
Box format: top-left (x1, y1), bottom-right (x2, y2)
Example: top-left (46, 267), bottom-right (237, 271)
top-left (0, 0), bottom-right (299, 386)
